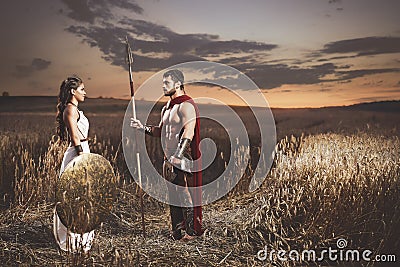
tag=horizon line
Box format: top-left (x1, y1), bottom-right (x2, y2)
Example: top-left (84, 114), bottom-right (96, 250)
top-left (1, 95), bottom-right (399, 110)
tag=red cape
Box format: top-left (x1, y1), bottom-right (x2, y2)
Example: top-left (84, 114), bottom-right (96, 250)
top-left (167, 95), bottom-right (203, 235)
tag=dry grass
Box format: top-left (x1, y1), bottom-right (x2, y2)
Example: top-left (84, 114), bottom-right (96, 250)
top-left (237, 133), bottom-right (400, 265)
top-left (0, 109), bottom-right (399, 266)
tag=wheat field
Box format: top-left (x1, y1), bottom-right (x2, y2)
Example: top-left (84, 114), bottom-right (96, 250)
top-left (0, 99), bottom-right (399, 266)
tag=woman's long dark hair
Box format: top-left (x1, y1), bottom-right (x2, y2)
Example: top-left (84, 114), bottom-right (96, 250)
top-left (56, 75), bottom-right (83, 141)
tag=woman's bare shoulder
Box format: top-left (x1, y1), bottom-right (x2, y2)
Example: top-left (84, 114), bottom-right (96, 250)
top-left (63, 104), bottom-right (78, 119)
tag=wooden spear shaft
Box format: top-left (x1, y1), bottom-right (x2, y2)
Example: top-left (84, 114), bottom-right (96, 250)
top-left (125, 36), bottom-right (146, 238)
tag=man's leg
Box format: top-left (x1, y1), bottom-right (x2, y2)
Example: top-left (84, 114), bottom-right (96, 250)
top-left (181, 172), bottom-right (196, 237)
top-left (164, 162), bottom-right (185, 240)
top-left (169, 205), bottom-right (184, 240)
top-left (171, 169), bottom-right (197, 238)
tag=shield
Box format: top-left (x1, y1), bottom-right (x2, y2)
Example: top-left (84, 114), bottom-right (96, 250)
top-left (56, 153), bottom-right (117, 233)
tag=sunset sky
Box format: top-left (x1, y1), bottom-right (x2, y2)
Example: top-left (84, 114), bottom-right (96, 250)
top-left (1, 0), bottom-right (399, 108)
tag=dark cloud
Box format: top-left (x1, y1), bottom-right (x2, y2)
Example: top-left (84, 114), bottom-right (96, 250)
top-left (60, 0), bottom-right (143, 23)
top-left (321, 36), bottom-right (400, 56)
top-left (189, 61), bottom-right (338, 90)
top-left (195, 40), bottom-right (277, 56)
top-left (118, 18), bottom-right (220, 54)
top-left (66, 18), bottom-right (278, 73)
top-left (61, 0), bottom-right (96, 23)
top-left (319, 88), bottom-right (332, 92)
top-left (385, 88), bottom-right (400, 93)
top-left (327, 0), bottom-right (343, 13)
top-left (15, 58), bottom-right (51, 77)
top-left (60, 0), bottom-right (279, 71)
top-left (217, 56), bottom-right (400, 90)
top-left (350, 96), bottom-right (396, 103)
top-left (337, 64), bottom-right (352, 69)
top-left (330, 55), bottom-right (358, 60)
top-left (243, 62), bottom-right (336, 89)
top-left (338, 80), bottom-right (352, 84)
top-left (217, 55), bottom-right (263, 65)
top-left (313, 54), bottom-right (359, 63)
top-left (362, 80), bottom-right (383, 86)
top-left (334, 68), bottom-right (400, 81)
top-left (66, 22), bottom-right (206, 71)
top-left (31, 58), bottom-right (51, 70)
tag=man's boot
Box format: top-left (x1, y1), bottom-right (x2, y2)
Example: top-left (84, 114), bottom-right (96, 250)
top-left (184, 207), bottom-right (195, 236)
top-left (170, 206), bottom-right (184, 240)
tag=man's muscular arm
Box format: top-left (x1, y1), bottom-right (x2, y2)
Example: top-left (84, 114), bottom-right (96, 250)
top-left (172, 102), bottom-right (196, 160)
top-left (130, 106), bottom-right (165, 137)
top-left (147, 106), bottom-right (165, 137)
top-left (179, 102), bottom-right (196, 140)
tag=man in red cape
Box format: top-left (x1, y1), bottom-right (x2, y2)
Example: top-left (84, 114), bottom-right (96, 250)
top-left (131, 69), bottom-right (203, 241)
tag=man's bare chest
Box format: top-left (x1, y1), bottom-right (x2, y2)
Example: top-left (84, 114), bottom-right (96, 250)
top-left (162, 105), bottom-right (182, 126)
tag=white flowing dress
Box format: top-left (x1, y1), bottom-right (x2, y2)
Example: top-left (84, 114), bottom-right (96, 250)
top-left (53, 109), bottom-right (95, 252)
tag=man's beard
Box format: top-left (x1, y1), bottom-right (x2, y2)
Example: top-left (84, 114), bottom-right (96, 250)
top-left (164, 88), bottom-right (176, 96)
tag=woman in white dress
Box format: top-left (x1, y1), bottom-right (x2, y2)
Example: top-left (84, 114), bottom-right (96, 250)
top-left (54, 75), bottom-right (94, 252)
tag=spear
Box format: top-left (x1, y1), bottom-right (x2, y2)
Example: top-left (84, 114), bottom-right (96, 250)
top-left (125, 36), bottom-right (146, 238)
